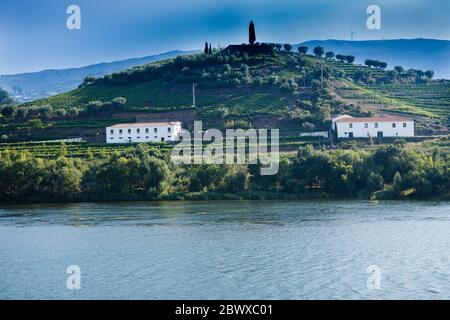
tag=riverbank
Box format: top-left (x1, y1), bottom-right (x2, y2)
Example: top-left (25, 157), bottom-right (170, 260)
top-left (0, 143), bottom-right (449, 205)
top-left (1, 190), bottom-right (449, 207)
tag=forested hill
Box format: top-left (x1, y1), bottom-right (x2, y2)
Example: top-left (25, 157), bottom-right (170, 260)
top-left (1, 46), bottom-right (449, 143)
top-left (0, 50), bottom-right (194, 102)
top-left (297, 39), bottom-right (450, 79)
top-left (1, 38), bottom-right (448, 103)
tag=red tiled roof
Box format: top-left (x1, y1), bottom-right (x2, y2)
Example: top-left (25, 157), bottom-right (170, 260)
top-left (335, 117), bottom-right (412, 123)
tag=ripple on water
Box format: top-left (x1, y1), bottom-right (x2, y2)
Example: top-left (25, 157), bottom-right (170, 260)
top-left (0, 200), bottom-right (449, 299)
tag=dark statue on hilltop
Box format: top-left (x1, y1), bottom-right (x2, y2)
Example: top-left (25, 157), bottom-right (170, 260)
top-left (249, 20), bottom-right (256, 45)
top-left (222, 20), bottom-right (274, 56)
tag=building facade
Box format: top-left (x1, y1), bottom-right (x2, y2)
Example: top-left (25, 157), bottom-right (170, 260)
top-left (333, 115), bottom-right (414, 138)
top-left (106, 122), bottom-right (182, 143)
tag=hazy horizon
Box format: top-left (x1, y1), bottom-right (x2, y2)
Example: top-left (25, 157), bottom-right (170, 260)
top-left (1, 37), bottom-right (448, 76)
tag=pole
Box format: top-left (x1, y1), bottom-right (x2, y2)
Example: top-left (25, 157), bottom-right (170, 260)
top-left (321, 60), bottom-right (324, 89)
top-left (192, 83), bottom-right (196, 108)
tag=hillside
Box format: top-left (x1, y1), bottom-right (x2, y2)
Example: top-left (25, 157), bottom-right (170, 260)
top-left (2, 38), bottom-right (448, 104)
top-left (0, 50), bottom-right (194, 102)
top-left (298, 39), bottom-right (450, 79)
top-left (1, 48), bottom-right (449, 143)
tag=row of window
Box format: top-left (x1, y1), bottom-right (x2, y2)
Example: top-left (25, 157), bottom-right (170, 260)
top-left (344, 132), bottom-right (400, 137)
top-left (348, 123), bottom-right (407, 129)
top-left (110, 127), bottom-right (172, 135)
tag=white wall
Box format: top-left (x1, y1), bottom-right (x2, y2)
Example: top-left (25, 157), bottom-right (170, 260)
top-left (335, 121), bottom-right (414, 138)
top-left (106, 124), bottom-right (182, 143)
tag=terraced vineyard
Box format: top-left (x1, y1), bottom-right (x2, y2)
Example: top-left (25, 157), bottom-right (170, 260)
top-left (0, 135), bottom-right (329, 158)
top-left (0, 141), bottom-right (172, 158)
top-left (365, 83), bottom-right (450, 119)
top-left (333, 80), bottom-right (450, 119)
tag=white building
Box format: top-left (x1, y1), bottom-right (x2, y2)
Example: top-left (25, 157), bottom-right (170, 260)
top-left (106, 122), bottom-right (182, 143)
top-left (333, 115), bottom-right (414, 138)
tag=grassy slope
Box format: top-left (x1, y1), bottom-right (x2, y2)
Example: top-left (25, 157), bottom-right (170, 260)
top-left (8, 52), bottom-right (449, 140)
top-left (24, 54), bottom-right (301, 115)
top-left (332, 80), bottom-right (437, 118)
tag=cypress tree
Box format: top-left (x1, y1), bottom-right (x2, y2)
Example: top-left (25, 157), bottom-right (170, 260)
top-left (209, 44), bottom-right (212, 55)
top-left (204, 42), bottom-right (209, 54)
top-left (249, 20), bottom-right (256, 45)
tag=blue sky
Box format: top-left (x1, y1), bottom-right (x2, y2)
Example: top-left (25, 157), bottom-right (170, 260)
top-left (0, 0), bottom-right (449, 74)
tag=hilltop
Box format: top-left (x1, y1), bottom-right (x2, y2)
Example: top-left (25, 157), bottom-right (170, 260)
top-left (1, 46), bottom-right (449, 143)
top-left (0, 50), bottom-right (194, 102)
top-left (297, 39), bottom-right (450, 79)
top-left (1, 38), bottom-right (448, 103)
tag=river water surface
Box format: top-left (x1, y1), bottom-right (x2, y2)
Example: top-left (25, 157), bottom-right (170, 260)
top-left (0, 200), bottom-right (449, 299)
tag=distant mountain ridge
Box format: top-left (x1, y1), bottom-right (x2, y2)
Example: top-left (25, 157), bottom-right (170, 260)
top-left (296, 39), bottom-right (450, 79)
top-left (1, 39), bottom-right (449, 103)
top-left (0, 50), bottom-right (195, 102)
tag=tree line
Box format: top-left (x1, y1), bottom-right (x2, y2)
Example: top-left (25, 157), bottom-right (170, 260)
top-left (0, 143), bottom-right (448, 203)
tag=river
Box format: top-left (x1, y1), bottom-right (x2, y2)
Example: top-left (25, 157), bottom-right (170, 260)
top-left (0, 200), bottom-right (449, 299)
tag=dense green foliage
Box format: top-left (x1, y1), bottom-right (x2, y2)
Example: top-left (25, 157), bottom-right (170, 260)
top-left (0, 143), bottom-right (448, 203)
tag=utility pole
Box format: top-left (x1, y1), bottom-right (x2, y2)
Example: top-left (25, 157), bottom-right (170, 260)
top-left (192, 83), bottom-right (197, 108)
top-left (329, 128), bottom-right (334, 147)
top-left (320, 59), bottom-right (324, 89)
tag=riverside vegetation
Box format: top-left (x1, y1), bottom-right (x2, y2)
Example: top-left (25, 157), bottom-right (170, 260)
top-left (0, 141), bottom-right (448, 204)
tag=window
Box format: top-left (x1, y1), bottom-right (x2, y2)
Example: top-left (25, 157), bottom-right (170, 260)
top-left (168, 127), bottom-right (171, 133)
top-left (137, 137), bottom-right (140, 139)
top-left (145, 136), bottom-right (149, 139)
top-left (110, 137), bottom-right (114, 140)
top-left (154, 136), bottom-right (158, 139)
top-left (119, 129), bottom-right (123, 134)
top-left (137, 128), bottom-right (140, 134)
top-left (403, 123), bottom-right (407, 128)
top-left (168, 136), bottom-right (171, 139)
top-left (349, 123), bottom-right (353, 128)
top-left (154, 128), bottom-right (158, 133)
top-left (364, 123), bottom-right (368, 128)
top-left (110, 129), bottom-right (114, 135)
top-left (374, 123), bottom-right (378, 128)
top-left (145, 128), bottom-right (149, 134)
top-left (119, 137), bottom-right (123, 139)
top-left (392, 123), bottom-right (396, 128)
